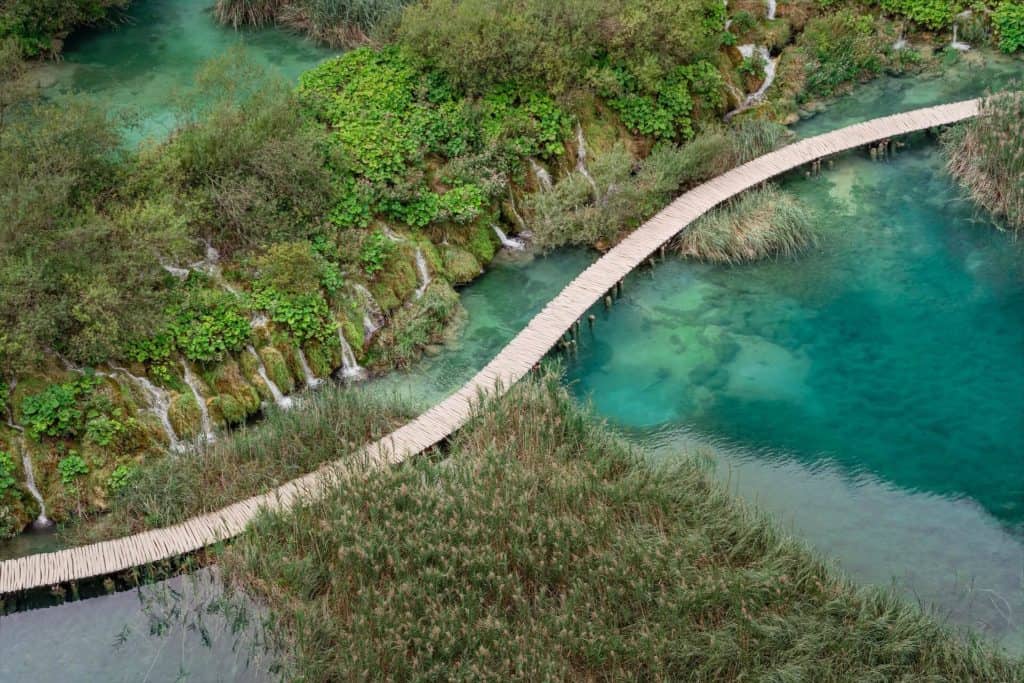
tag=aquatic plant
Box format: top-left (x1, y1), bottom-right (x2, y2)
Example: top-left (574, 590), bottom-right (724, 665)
top-left (224, 370), bottom-right (1024, 680)
top-left (943, 89), bottom-right (1024, 232)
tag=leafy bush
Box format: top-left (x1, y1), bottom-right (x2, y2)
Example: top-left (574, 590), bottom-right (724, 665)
top-left (84, 413), bottom-right (125, 447)
top-left (21, 375), bottom-right (101, 441)
top-left (359, 229), bottom-right (394, 277)
top-left (994, 2), bottom-right (1024, 52)
top-left (169, 289), bottom-right (251, 363)
top-left (0, 0), bottom-right (129, 57)
top-left (876, 0), bottom-right (963, 29)
top-left (797, 10), bottom-right (892, 99)
top-left (57, 452), bottom-right (89, 486)
top-left (0, 450), bottom-right (16, 496)
top-left (107, 463), bottom-right (134, 493)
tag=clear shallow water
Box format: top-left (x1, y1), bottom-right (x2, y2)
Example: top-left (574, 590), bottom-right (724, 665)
top-left (0, 568), bottom-right (272, 681)
top-left (564, 145), bottom-right (1024, 648)
top-left (31, 0), bottom-right (331, 143)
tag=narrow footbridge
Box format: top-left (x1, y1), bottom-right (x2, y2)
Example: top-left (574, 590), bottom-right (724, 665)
top-left (0, 99), bottom-right (981, 594)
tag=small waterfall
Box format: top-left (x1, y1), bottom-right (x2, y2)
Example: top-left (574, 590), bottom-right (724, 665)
top-left (529, 159), bottom-right (553, 191)
top-left (765, 0), bottom-right (775, 20)
top-left (508, 189), bottom-right (529, 232)
top-left (893, 29), bottom-right (907, 51)
top-left (109, 363), bottom-right (183, 452)
top-left (383, 227), bottom-right (405, 243)
top-left (414, 248), bottom-right (431, 299)
top-left (247, 346), bottom-right (293, 410)
top-left (249, 313), bottom-right (270, 330)
top-left (575, 124), bottom-right (600, 198)
top-left (162, 264), bottom-right (190, 280)
top-left (950, 24), bottom-right (971, 52)
top-left (725, 45), bottom-right (778, 120)
top-left (21, 441), bottom-right (52, 530)
top-left (353, 284), bottom-right (384, 342)
top-left (296, 348), bottom-right (322, 389)
top-left (180, 361), bottom-right (215, 443)
top-left (492, 224), bottom-right (526, 251)
top-left (336, 328), bottom-right (366, 381)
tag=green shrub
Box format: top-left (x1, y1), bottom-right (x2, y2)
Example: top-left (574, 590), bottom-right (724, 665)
top-left (797, 10), bottom-right (892, 99)
top-left (57, 452), bottom-right (89, 486)
top-left (169, 289), bottom-right (251, 363)
top-left (0, 450), bottom-right (16, 496)
top-left (21, 375), bottom-right (101, 441)
top-left (994, 2), bottom-right (1024, 52)
top-left (84, 413), bottom-right (125, 447)
top-left (107, 463), bottom-right (134, 493)
top-left (360, 229), bottom-right (394, 277)
top-left (0, 0), bottom-right (130, 58)
top-left (876, 0), bottom-right (963, 29)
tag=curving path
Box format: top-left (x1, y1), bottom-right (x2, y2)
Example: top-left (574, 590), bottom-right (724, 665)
top-left (0, 99), bottom-right (981, 594)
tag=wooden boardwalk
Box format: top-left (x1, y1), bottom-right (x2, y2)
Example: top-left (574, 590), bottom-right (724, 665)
top-left (0, 99), bottom-right (980, 594)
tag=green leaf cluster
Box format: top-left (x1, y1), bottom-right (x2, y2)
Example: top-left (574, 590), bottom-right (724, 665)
top-left (108, 463), bottom-right (134, 493)
top-left (603, 62), bottom-right (721, 141)
top-left (168, 289), bottom-right (251, 363)
top-left (360, 230), bottom-right (395, 277)
top-left (875, 0), bottom-right (964, 29)
top-left (21, 374), bottom-right (101, 441)
top-left (57, 452), bottom-right (88, 486)
top-left (994, 2), bottom-right (1024, 52)
top-left (0, 450), bottom-right (15, 496)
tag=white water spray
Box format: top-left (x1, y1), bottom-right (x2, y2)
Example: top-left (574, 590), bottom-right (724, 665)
top-left (353, 284), bottom-right (384, 342)
top-left (575, 124), bottom-right (600, 198)
top-left (336, 328), bottom-right (366, 381)
top-left (766, 0), bottom-right (776, 20)
top-left (247, 347), bottom-right (293, 410)
top-left (414, 248), bottom-right (431, 299)
top-left (950, 24), bottom-right (971, 52)
top-left (492, 225), bottom-right (526, 251)
top-left (725, 45), bottom-right (778, 120)
top-left (20, 441), bottom-right (52, 530)
top-left (109, 363), bottom-right (184, 452)
top-left (180, 361), bottom-right (215, 443)
top-left (508, 189), bottom-right (529, 232)
top-left (296, 348), bottom-right (322, 389)
top-left (529, 159), bottom-right (553, 191)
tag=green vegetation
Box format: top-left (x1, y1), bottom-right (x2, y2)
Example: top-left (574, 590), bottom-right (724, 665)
top-left (994, 2), bottom-right (1024, 53)
top-left (64, 385), bottom-right (413, 544)
top-left (943, 90), bottom-right (1024, 232)
top-left (224, 371), bottom-right (1022, 680)
top-left (675, 185), bottom-right (819, 264)
top-left (0, 0), bottom-right (128, 57)
top-left (214, 0), bottom-right (414, 47)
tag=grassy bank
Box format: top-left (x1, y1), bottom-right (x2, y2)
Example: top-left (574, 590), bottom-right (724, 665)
top-left (943, 90), bottom-right (1024, 233)
top-left (674, 184), bottom-right (819, 263)
top-left (62, 386), bottom-right (413, 545)
top-left (223, 370), bottom-right (1021, 680)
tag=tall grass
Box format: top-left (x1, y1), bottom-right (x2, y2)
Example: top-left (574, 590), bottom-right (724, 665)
top-left (224, 369), bottom-right (1022, 681)
top-left (674, 184), bottom-right (818, 263)
top-left (214, 0), bottom-right (412, 45)
top-left (943, 89), bottom-right (1024, 233)
top-left (529, 119), bottom-right (790, 250)
top-left (63, 386), bottom-right (415, 545)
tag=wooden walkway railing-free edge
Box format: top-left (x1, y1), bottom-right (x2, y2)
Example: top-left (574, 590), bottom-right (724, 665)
top-left (0, 98), bottom-right (981, 595)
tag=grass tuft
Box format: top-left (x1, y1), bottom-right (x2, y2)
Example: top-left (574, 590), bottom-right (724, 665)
top-left (674, 184), bottom-right (818, 264)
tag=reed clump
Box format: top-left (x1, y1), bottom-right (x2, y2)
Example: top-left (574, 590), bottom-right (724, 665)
top-left (63, 386), bottom-right (414, 545)
top-left (943, 89), bottom-right (1024, 233)
top-left (224, 370), bottom-right (1021, 681)
top-left (674, 184), bottom-right (818, 264)
top-left (213, 0), bottom-right (412, 46)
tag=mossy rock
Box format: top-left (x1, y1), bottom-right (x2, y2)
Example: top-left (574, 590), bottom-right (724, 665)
top-left (464, 221), bottom-right (497, 265)
top-left (304, 340), bottom-right (335, 379)
top-left (259, 346), bottom-right (295, 395)
top-left (763, 18), bottom-right (793, 51)
top-left (168, 391), bottom-right (202, 440)
top-left (211, 394), bottom-right (248, 426)
top-left (441, 245), bottom-right (482, 284)
top-left (340, 317), bottom-right (365, 354)
top-left (210, 361), bottom-right (261, 418)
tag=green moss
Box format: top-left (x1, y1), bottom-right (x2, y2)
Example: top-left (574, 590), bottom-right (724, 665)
top-left (212, 394), bottom-right (248, 426)
top-left (168, 392), bottom-right (202, 440)
top-left (464, 220), bottom-right (498, 264)
top-left (341, 318), bottom-right (365, 353)
top-left (367, 279), bottom-right (461, 369)
top-left (305, 340), bottom-right (335, 379)
top-left (260, 346), bottom-right (296, 395)
top-left (210, 361), bottom-right (261, 419)
top-left (441, 245), bottom-right (482, 284)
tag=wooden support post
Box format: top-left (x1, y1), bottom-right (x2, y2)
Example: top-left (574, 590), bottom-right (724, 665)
top-left (588, 314), bottom-right (596, 328)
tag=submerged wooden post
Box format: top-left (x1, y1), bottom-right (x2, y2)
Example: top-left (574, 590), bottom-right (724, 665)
top-left (604, 295), bottom-right (613, 309)
top-left (588, 314), bottom-right (596, 328)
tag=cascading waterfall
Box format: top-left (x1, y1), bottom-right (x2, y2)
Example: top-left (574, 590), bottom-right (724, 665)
top-left (529, 159), bottom-right (553, 191)
top-left (336, 328), bottom-right (366, 381)
top-left (414, 248), bottom-right (431, 299)
top-left (296, 348), bottom-right (322, 389)
top-left (20, 440), bottom-right (53, 530)
top-left (765, 0), bottom-right (776, 20)
top-left (950, 23), bottom-right (971, 52)
top-left (893, 29), bottom-right (907, 51)
top-left (109, 363), bottom-right (184, 452)
top-left (247, 346), bottom-right (293, 409)
top-left (353, 284), bottom-right (385, 342)
top-left (575, 124), bottom-right (600, 198)
top-left (492, 225), bottom-right (526, 251)
top-left (725, 45), bottom-right (778, 120)
top-left (180, 361), bottom-right (215, 443)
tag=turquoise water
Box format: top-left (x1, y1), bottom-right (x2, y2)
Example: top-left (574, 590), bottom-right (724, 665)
top-left (31, 0), bottom-right (331, 143)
